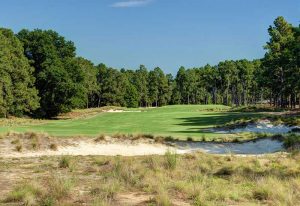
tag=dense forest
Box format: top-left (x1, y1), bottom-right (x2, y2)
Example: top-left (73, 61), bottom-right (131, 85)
top-left (0, 16), bottom-right (299, 118)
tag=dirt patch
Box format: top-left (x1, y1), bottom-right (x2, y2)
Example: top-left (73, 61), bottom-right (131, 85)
top-left (115, 192), bottom-right (190, 206)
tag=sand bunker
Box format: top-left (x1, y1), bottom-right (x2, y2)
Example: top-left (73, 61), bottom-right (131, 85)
top-left (175, 138), bottom-right (283, 155)
top-left (0, 141), bottom-right (186, 158)
top-left (213, 120), bottom-right (299, 134)
top-left (0, 138), bottom-right (284, 158)
top-left (106, 109), bottom-right (142, 113)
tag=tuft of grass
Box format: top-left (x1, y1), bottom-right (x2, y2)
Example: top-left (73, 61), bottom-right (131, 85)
top-left (164, 150), bottom-right (177, 170)
top-left (154, 136), bottom-right (165, 143)
top-left (15, 144), bottom-right (23, 152)
top-left (31, 138), bottom-right (40, 150)
top-left (94, 134), bottom-right (106, 142)
top-left (153, 187), bottom-right (171, 206)
top-left (11, 139), bottom-right (20, 145)
top-left (59, 156), bottom-right (73, 169)
top-left (4, 182), bottom-right (42, 205)
top-left (45, 176), bottom-right (74, 200)
top-left (49, 143), bottom-right (58, 151)
top-left (112, 133), bottom-right (127, 139)
top-left (164, 136), bottom-right (175, 142)
top-left (25, 131), bottom-right (38, 139)
top-left (143, 134), bottom-right (154, 139)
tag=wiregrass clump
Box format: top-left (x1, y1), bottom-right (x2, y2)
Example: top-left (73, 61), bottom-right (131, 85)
top-left (2, 152), bottom-right (300, 205)
top-left (164, 150), bottom-right (177, 170)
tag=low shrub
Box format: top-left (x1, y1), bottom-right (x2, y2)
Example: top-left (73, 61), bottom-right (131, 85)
top-left (49, 143), bottom-right (58, 151)
top-left (187, 137), bottom-right (194, 141)
top-left (284, 134), bottom-right (300, 150)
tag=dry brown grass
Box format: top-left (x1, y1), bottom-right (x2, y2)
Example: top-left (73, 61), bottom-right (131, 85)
top-left (0, 152), bottom-right (299, 206)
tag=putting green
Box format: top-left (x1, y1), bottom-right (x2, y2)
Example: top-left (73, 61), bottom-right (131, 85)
top-left (0, 105), bottom-right (261, 140)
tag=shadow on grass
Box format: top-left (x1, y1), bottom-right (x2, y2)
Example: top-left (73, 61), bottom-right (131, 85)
top-left (172, 112), bottom-right (264, 134)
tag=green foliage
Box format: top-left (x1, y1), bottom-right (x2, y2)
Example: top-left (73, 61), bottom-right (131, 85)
top-left (0, 28), bottom-right (39, 117)
top-left (17, 29), bottom-right (81, 118)
top-left (0, 15), bottom-right (299, 119)
top-left (284, 134), bottom-right (300, 149)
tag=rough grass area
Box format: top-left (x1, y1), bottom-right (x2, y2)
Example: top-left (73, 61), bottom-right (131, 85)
top-left (0, 105), bottom-right (266, 141)
top-left (0, 152), bottom-right (299, 206)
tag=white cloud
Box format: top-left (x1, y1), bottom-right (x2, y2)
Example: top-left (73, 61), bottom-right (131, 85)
top-left (111, 0), bottom-right (153, 8)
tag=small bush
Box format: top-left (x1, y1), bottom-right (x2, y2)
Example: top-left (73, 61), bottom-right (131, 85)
top-left (187, 137), bottom-right (194, 141)
top-left (291, 127), bottom-right (300, 133)
top-left (49, 143), bottom-right (58, 151)
top-left (164, 136), bottom-right (175, 142)
top-left (15, 144), bottom-right (23, 152)
top-left (284, 134), bottom-right (300, 149)
top-left (143, 134), bottom-right (154, 139)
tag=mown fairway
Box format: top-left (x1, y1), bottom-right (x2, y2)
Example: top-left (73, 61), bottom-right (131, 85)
top-left (0, 105), bottom-right (261, 140)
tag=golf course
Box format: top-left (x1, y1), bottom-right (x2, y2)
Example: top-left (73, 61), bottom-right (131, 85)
top-left (0, 105), bottom-right (262, 140)
top-left (1, 1), bottom-right (300, 205)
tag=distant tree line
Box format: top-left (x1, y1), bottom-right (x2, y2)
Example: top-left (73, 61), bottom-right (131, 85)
top-left (0, 16), bottom-right (299, 118)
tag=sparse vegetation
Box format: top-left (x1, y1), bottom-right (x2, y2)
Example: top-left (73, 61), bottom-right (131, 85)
top-left (1, 153), bottom-right (299, 205)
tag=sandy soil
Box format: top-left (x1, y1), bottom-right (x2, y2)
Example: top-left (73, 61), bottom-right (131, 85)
top-left (1, 142), bottom-right (186, 158)
top-left (0, 132), bottom-right (285, 158)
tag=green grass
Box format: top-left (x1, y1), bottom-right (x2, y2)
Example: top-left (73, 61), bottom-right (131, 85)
top-left (0, 105), bottom-right (263, 140)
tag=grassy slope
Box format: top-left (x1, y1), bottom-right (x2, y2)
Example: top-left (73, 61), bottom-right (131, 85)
top-left (0, 105), bottom-right (262, 140)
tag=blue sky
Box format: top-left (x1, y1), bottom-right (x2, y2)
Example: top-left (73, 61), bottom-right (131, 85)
top-left (0, 0), bottom-right (299, 74)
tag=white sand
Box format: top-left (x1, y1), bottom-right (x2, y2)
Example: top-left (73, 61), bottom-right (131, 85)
top-left (1, 142), bottom-right (187, 158)
top-left (175, 138), bottom-right (284, 155)
top-left (106, 109), bottom-right (142, 113)
top-left (213, 120), bottom-right (299, 134)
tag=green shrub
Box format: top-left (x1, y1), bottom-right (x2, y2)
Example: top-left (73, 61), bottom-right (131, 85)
top-left (187, 137), bottom-right (194, 141)
top-left (284, 134), bottom-right (300, 149)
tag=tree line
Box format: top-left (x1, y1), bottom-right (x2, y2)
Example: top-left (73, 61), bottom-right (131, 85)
top-left (0, 16), bottom-right (299, 118)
